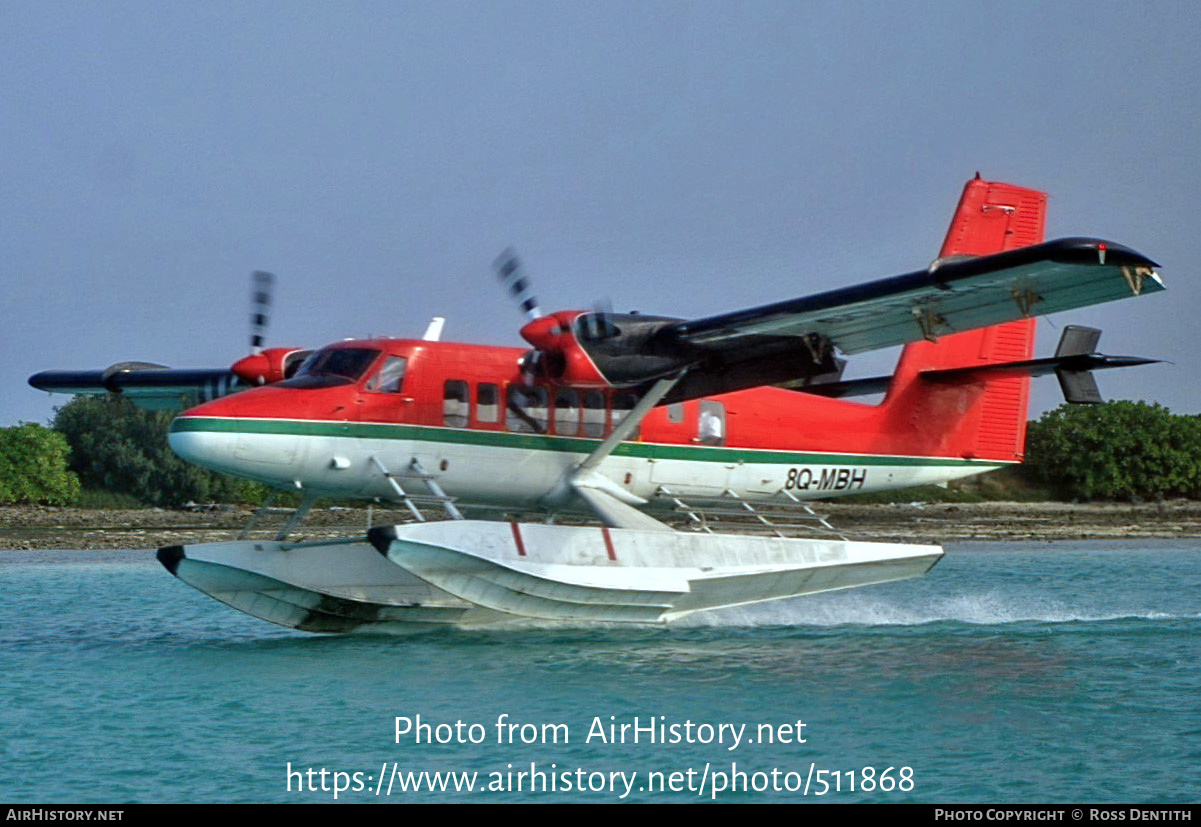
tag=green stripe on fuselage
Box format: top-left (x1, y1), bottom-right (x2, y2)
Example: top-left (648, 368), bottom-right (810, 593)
top-left (171, 416), bottom-right (1004, 470)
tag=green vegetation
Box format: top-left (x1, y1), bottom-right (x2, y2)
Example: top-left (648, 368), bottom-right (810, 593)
top-left (51, 397), bottom-right (268, 508)
top-left (0, 423), bottom-right (81, 505)
top-left (1024, 401), bottom-right (1201, 501)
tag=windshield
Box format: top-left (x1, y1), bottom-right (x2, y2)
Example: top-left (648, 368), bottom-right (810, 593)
top-left (278, 347), bottom-right (381, 389)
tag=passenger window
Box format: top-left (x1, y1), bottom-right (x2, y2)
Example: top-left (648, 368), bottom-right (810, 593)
top-left (582, 391), bottom-right (606, 438)
top-left (476, 383), bottom-right (499, 424)
top-left (507, 385), bottom-right (548, 434)
top-left (443, 380), bottom-right (469, 427)
top-left (554, 389), bottom-right (580, 436)
top-left (365, 356), bottom-right (407, 393)
top-left (667, 403), bottom-right (685, 424)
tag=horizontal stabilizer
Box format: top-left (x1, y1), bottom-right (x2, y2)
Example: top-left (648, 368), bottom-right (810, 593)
top-left (920, 325), bottom-right (1159, 405)
top-left (1054, 325), bottom-right (1104, 404)
top-left (798, 325), bottom-right (1159, 403)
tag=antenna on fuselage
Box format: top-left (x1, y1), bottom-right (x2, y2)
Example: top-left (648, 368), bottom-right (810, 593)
top-left (422, 317), bottom-right (446, 341)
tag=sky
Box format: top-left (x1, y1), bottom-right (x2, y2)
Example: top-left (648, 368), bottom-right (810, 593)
top-left (3, 1), bottom-right (1198, 427)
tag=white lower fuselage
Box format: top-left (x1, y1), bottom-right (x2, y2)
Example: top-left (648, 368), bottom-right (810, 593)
top-left (169, 417), bottom-right (1004, 512)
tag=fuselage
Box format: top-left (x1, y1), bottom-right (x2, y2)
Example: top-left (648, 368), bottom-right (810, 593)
top-left (168, 337), bottom-right (1013, 515)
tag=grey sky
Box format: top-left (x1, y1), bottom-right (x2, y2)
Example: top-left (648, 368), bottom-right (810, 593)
top-left (4, 1), bottom-right (1197, 427)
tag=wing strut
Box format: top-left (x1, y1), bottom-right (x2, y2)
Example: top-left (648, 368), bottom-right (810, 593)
top-left (568, 373), bottom-right (684, 532)
top-left (577, 373), bottom-right (683, 474)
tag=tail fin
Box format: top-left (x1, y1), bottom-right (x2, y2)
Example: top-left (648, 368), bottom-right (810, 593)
top-left (887, 177), bottom-right (1048, 462)
top-left (936, 175), bottom-right (1047, 258)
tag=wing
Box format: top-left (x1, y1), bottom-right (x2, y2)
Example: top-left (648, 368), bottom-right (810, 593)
top-left (27, 272), bottom-right (306, 412)
top-left (29, 365), bottom-right (246, 412)
top-left (667, 237), bottom-right (1162, 355)
top-left (551, 237), bottom-right (1162, 403)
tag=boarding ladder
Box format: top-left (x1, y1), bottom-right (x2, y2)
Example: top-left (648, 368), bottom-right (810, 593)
top-left (371, 456), bottom-right (464, 522)
top-left (655, 486), bottom-right (847, 540)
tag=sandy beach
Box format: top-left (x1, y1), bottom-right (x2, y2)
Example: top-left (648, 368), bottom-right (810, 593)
top-left (5, 499), bottom-right (1201, 550)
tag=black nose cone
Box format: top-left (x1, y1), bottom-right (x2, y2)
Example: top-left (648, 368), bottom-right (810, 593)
top-left (156, 545), bottom-right (186, 575)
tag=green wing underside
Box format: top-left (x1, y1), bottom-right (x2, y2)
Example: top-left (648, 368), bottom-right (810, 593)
top-left (672, 238), bottom-right (1162, 355)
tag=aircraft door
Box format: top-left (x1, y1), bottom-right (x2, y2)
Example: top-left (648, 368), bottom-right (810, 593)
top-left (697, 401), bottom-right (726, 446)
top-left (355, 355), bottom-right (410, 423)
top-left (650, 398), bottom-right (731, 494)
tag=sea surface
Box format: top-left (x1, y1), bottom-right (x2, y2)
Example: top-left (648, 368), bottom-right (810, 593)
top-left (1, 539), bottom-right (1198, 804)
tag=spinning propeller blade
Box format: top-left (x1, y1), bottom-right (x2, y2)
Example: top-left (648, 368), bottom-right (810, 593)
top-left (493, 248), bottom-right (542, 320)
top-left (250, 270), bottom-right (274, 354)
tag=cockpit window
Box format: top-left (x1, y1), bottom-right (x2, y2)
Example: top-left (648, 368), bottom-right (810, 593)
top-left (279, 347), bottom-right (382, 389)
top-left (366, 356), bottom-right (407, 393)
top-left (282, 350), bottom-right (314, 379)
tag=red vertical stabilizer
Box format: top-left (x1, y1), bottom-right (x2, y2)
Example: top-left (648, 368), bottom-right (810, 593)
top-left (885, 177), bottom-right (1048, 462)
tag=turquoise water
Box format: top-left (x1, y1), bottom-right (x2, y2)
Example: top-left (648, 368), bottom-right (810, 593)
top-left (1, 541), bottom-right (1198, 803)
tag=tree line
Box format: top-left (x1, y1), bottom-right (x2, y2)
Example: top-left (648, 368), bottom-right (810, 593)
top-left (2, 397), bottom-right (263, 507)
top-left (1023, 400), bottom-right (1201, 501)
top-left (2, 396), bottom-right (1201, 506)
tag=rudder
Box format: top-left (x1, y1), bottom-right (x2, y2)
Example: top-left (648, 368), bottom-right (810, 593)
top-left (886, 177), bottom-right (1048, 462)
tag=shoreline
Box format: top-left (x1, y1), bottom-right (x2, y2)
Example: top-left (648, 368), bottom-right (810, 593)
top-left (5, 500), bottom-right (1201, 550)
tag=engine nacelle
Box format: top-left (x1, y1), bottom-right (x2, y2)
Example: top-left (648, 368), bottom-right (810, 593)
top-left (519, 310), bottom-right (689, 387)
top-left (519, 312), bottom-right (607, 386)
top-left (231, 347), bottom-right (312, 385)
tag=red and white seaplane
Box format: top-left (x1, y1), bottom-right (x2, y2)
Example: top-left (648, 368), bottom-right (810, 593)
top-left (30, 177), bottom-right (1164, 632)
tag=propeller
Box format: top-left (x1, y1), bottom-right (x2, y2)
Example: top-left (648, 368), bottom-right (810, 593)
top-left (232, 270), bottom-right (311, 386)
top-left (493, 249), bottom-right (632, 386)
top-left (250, 270), bottom-right (275, 354)
top-left (493, 249), bottom-right (549, 384)
top-left (493, 248), bottom-right (542, 320)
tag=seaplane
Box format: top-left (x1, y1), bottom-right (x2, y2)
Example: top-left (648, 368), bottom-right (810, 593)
top-left (29, 176), bottom-right (1164, 632)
